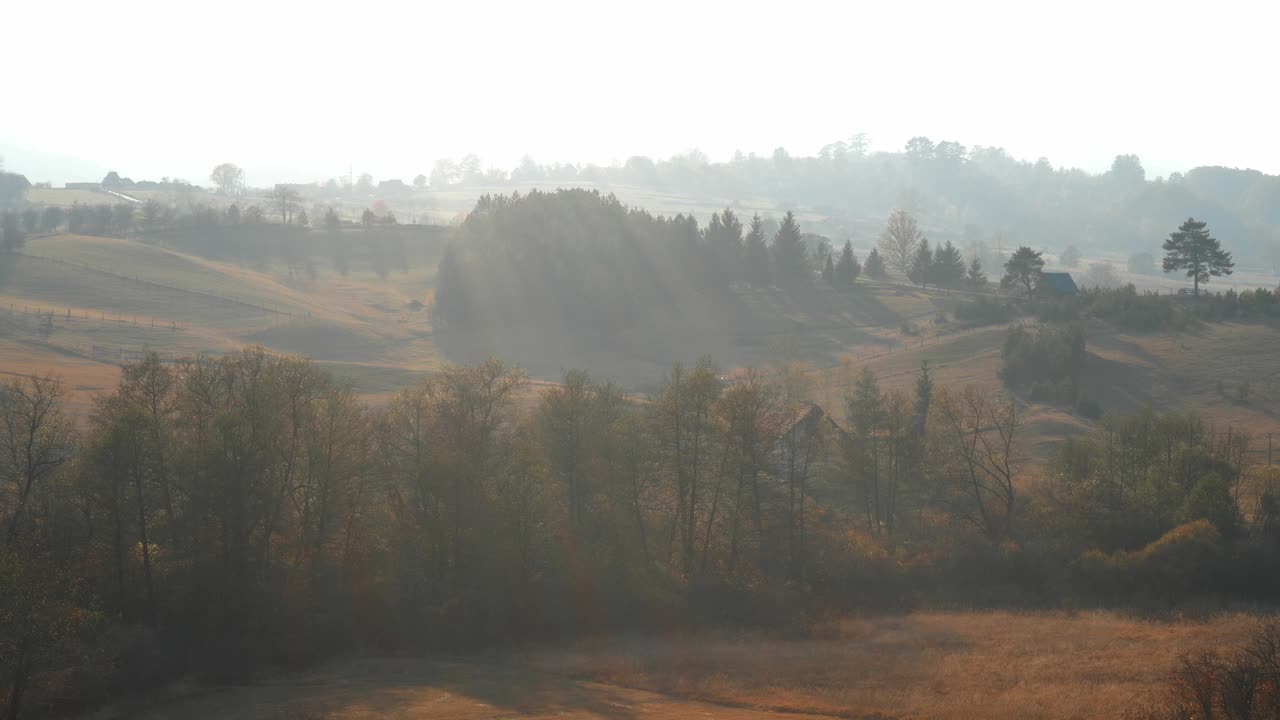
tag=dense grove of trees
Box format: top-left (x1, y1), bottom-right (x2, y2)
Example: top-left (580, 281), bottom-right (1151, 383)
top-left (434, 190), bottom-right (869, 372)
top-left (5, 345), bottom-right (1280, 717)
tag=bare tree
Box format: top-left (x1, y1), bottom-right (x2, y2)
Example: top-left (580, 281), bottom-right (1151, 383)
top-left (0, 375), bottom-right (77, 546)
top-left (878, 209), bottom-right (923, 276)
top-left (268, 185), bottom-right (303, 224)
top-left (932, 385), bottom-right (1022, 539)
top-left (210, 163), bottom-right (244, 196)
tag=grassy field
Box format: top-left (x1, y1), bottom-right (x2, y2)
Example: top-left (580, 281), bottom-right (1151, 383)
top-left (528, 611), bottom-right (1258, 720)
top-left (0, 234), bottom-right (444, 409)
top-left (80, 611), bottom-right (1259, 720)
top-left (6, 233), bottom-right (1279, 465)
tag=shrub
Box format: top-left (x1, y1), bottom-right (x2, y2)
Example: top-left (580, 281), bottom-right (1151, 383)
top-left (1179, 474), bottom-right (1240, 538)
top-left (1000, 323), bottom-right (1086, 390)
top-left (954, 295), bottom-right (1015, 326)
top-left (1075, 397), bottom-right (1103, 420)
top-left (1074, 520), bottom-right (1224, 602)
top-left (1143, 620), bottom-right (1280, 720)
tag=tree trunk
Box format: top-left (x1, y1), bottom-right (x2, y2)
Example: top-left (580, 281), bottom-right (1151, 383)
top-left (134, 470), bottom-right (156, 625)
top-left (6, 638), bottom-right (30, 720)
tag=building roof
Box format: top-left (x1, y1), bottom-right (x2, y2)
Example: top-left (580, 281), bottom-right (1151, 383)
top-left (1041, 272), bottom-right (1079, 296)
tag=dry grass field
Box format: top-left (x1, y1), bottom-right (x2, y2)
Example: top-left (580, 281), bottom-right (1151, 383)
top-left (528, 611), bottom-right (1259, 720)
top-left (80, 611), bottom-right (1259, 720)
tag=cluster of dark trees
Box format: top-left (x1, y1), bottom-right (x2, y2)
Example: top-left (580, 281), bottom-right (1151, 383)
top-left (6, 342), bottom-right (1278, 718)
top-left (876, 209), bottom-right (984, 289)
top-left (434, 190), bottom-right (880, 371)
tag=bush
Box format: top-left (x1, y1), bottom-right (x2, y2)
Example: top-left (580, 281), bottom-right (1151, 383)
top-left (1142, 620), bottom-right (1280, 720)
top-left (1075, 397), bottom-right (1103, 420)
top-left (1074, 520), bottom-right (1224, 603)
top-left (1000, 323), bottom-right (1086, 391)
top-left (1179, 474), bottom-right (1240, 538)
top-left (954, 295), bottom-right (1015, 326)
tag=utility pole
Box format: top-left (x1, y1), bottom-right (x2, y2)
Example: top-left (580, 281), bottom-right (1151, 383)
top-left (1269, 432), bottom-right (1273, 466)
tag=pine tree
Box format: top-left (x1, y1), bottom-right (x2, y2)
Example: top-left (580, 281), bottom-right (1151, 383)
top-left (1162, 217), bottom-right (1233, 296)
top-left (744, 213), bottom-right (772, 288)
top-left (932, 240), bottom-right (966, 287)
top-left (908, 238), bottom-right (934, 288)
top-left (771, 211), bottom-right (810, 286)
top-left (822, 254), bottom-right (836, 286)
top-left (706, 208), bottom-right (744, 283)
top-left (967, 256), bottom-right (987, 289)
top-left (915, 360), bottom-right (933, 420)
top-left (835, 240), bottom-right (860, 288)
top-left (1001, 246), bottom-right (1045, 295)
top-left (864, 247), bottom-right (887, 279)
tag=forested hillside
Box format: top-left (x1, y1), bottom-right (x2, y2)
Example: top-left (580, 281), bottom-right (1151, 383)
top-left (501, 140), bottom-right (1280, 264)
top-left (433, 189), bottom-right (902, 380)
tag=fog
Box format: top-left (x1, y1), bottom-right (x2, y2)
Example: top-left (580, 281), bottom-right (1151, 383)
top-left (4, 0), bottom-right (1280, 184)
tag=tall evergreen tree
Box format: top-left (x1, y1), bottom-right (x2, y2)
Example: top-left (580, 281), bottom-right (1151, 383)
top-left (706, 208), bottom-right (744, 283)
top-left (967, 255), bottom-right (987, 289)
top-left (835, 240), bottom-right (860, 288)
top-left (908, 238), bottom-right (934, 288)
top-left (932, 240), bottom-right (966, 287)
top-left (744, 213), bottom-right (772, 288)
top-left (864, 247), bottom-right (887, 279)
top-left (771, 211), bottom-right (809, 285)
top-left (1162, 217), bottom-right (1233, 296)
top-left (915, 360), bottom-right (934, 423)
top-left (822, 255), bottom-right (836, 287)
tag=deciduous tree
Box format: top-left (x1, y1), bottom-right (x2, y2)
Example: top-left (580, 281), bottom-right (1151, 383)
top-left (878, 210), bottom-right (922, 276)
top-left (209, 163), bottom-right (244, 195)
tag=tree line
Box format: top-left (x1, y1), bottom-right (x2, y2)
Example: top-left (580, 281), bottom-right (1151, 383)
top-left (4, 345), bottom-right (1280, 717)
top-left (314, 137), bottom-right (1280, 267)
top-left (0, 200), bottom-right (436, 283)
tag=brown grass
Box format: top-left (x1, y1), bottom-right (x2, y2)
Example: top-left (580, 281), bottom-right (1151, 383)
top-left (527, 611), bottom-right (1261, 719)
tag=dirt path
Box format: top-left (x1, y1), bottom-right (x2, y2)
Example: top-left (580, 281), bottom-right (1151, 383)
top-left (85, 657), bottom-right (837, 720)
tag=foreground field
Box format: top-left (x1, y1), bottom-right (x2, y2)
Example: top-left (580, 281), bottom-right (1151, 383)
top-left (84, 658), bottom-right (820, 720)
top-left (529, 611), bottom-right (1257, 719)
top-left (84, 612), bottom-right (1257, 720)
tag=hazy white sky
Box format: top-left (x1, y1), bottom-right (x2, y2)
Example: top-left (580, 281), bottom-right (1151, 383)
top-left (4, 0), bottom-right (1277, 184)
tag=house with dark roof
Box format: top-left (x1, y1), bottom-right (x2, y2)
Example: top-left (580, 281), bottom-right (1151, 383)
top-left (1040, 271), bottom-right (1079, 296)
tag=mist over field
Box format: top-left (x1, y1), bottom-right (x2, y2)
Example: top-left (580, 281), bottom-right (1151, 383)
top-left (6, 2), bottom-right (1280, 719)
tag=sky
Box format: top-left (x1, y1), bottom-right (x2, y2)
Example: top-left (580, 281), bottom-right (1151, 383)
top-left (3, 0), bottom-right (1278, 185)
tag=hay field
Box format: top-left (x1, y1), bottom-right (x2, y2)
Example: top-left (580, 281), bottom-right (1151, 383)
top-left (529, 611), bottom-right (1259, 720)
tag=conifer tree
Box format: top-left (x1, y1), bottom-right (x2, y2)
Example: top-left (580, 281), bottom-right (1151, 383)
top-left (908, 238), bottom-right (934, 288)
top-left (1001, 246), bottom-right (1045, 295)
top-left (770, 211), bottom-right (810, 286)
top-left (864, 247), bottom-right (887, 279)
top-left (744, 213), bottom-right (772, 287)
top-left (932, 240), bottom-right (966, 287)
top-left (967, 255), bottom-right (987, 288)
top-left (822, 254), bottom-right (836, 286)
top-left (1162, 217), bottom-right (1233, 296)
top-left (835, 240), bottom-right (860, 288)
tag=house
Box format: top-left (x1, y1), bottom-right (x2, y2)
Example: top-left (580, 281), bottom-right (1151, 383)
top-left (1040, 271), bottom-right (1079, 296)
top-left (378, 179), bottom-right (410, 195)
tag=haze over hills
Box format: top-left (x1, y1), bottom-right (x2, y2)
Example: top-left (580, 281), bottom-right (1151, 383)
top-left (9, 3), bottom-right (1280, 720)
